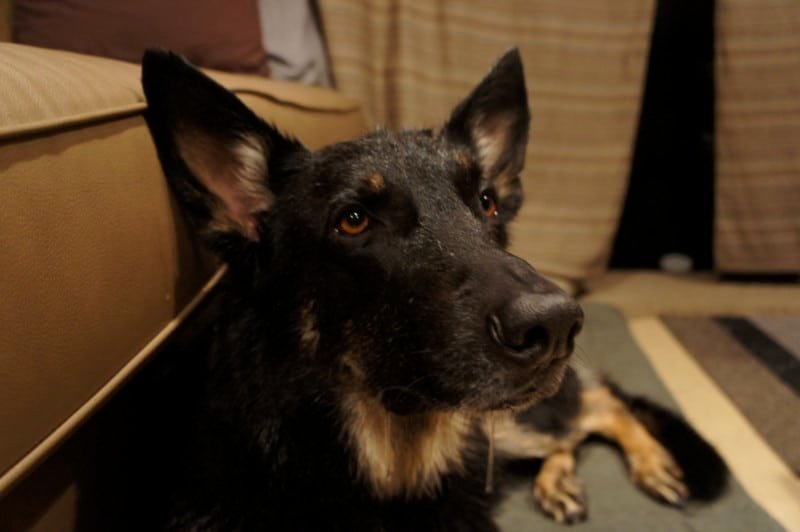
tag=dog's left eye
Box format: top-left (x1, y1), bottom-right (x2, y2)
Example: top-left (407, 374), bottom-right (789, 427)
top-left (480, 190), bottom-right (498, 218)
top-left (336, 207), bottom-right (370, 235)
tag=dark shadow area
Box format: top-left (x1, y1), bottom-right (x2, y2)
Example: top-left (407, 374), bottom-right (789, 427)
top-left (610, 0), bottom-right (715, 271)
top-left (0, 292), bottom-right (218, 532)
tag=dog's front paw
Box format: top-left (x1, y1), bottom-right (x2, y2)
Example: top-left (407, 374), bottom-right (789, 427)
top-left (533, 452), bottom-right (587, 525)
top-left (627, 443), bottom-right (688, 506)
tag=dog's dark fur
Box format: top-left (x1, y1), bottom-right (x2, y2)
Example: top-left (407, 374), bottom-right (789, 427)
top-left (140, 49), bottom-right (727, 531)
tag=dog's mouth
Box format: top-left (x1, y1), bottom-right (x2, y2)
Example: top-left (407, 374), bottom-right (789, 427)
top-left (482, 357), bottom-right (572, 412)
top-left (375, 357), bottom-right (571, 416)
top-left (369, 341), bottom-right (576, 416)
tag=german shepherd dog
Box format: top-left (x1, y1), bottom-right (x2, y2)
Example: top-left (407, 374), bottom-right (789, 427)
top-left (141, 49), bottom-right (726, 530)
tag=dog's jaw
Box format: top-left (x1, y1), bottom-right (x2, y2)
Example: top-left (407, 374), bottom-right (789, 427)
top-left (337, 361), bottom-right (570, 501)
top-left (505, 358), bottom-right (573, 410)
top-left (340, 391), bottom-right (473, 500)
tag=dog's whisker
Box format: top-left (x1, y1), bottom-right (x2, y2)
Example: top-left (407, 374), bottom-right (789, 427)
top-left (485, 412), bottom-right (496, 494)
top-left (384, 413), bottom-right (393, 481)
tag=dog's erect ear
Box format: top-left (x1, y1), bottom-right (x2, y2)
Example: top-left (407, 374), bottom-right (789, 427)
top-left (141, 49), bottom-right (305, 248)
top-left (443, 48), bottom-right (530, 219)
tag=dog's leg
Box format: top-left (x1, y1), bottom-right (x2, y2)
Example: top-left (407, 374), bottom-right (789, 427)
top-left (488, 411), bottom-right (589, 523)
top-left (577, 386), bottom-right (688, 505)
top-left (491, 377), bottom-right (690, 523)
top-left (533, 449), bottom-right (587, 524)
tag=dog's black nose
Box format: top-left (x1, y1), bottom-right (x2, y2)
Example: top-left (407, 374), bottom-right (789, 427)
top-left (489, 293), bottom-right (583, 363)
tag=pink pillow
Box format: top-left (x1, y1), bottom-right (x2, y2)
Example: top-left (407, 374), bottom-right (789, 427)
top-left (13, 0), bottom-right (270, 76)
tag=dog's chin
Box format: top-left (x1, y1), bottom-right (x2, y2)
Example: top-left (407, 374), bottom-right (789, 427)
top-left (375, 359), bottom-right (572, 416)
top-left (378, 388), bottom-right (451, 416)
top-left (484, 359), bottom-right (571, 412)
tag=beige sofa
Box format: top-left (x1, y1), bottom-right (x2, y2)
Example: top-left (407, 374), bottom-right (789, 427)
top-left (0, 35), bottom-right (366, 528)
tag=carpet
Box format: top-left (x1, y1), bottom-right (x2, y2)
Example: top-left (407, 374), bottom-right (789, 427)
top-left (496, 303), bottom-right (794, 531)
top-left (663, 315), bottom-right (800, 475)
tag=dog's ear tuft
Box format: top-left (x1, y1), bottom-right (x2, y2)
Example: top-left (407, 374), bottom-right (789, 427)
top-left (443, 48), bottom-right (530, 219)
top-left (141, 49), bottom-right (305, 247)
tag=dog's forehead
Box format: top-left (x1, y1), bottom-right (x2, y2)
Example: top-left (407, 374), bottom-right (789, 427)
top-left (314, 129), bottom-right (469, 195)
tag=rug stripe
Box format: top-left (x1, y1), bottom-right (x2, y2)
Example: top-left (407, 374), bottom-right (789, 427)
top-left (715, 316), bottom-right (800, 396)
top-left (751, 316), bottom-right (800, 362)
top-left (629, 317), bottom-right (800, 531)
top-left (663, 316), bottom-right (800, 474)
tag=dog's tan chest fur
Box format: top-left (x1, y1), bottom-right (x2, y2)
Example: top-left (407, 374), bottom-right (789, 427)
top-left (341, 393), bottom-right (472, 499)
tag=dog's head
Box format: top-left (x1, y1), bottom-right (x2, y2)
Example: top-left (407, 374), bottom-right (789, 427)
top-left (142, 49), bottom-right (582, 415)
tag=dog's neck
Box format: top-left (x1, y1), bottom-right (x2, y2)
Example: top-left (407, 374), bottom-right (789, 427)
top-left (340, 392), bottom-right (473, 500)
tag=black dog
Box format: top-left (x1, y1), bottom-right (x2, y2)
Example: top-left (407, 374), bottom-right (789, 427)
top-left (141, 49), bottom-right (726, 530)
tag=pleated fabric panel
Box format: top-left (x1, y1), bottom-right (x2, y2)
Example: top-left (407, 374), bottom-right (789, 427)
top-left (715, 1), bottom-right (800, 274)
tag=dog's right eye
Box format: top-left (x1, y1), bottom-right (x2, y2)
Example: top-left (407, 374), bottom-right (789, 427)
top-left (336, 207), bottom-right (370, 235)
top-left (480, 190), bottom-right (499, 218)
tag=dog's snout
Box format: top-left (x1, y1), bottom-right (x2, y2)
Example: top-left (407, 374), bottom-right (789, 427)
top-left (489, 293), bottom-right (583, 363)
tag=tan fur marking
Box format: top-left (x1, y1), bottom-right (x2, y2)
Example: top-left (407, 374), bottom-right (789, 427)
top-left (339, 353), bottom-right (366, 381)
top-left (342, 393), bottom-right (471, 499)
top-left (534, 450), bottom-right (586, 524)
top-left (489, 398), bottom-right (589, 460)
top-left (489, 385), bottom-right (661, 461)
top-left (366, 173), bottom-right (385, 192)
top-left (298, 301), bottom-right (320, 354)
top-left (577, 387), bottom-right (688, 503)
top-left (489, 383), bottom-right (687, 512)
top-left (489, 411), bottom-right (564, 458)
top-left (577, 387), bottom-right (642, 438)
top-left (455, 151), bottom-right (472, 169)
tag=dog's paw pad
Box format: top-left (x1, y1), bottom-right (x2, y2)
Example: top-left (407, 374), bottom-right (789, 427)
top-left (533, 466), bottom-right (588, 524)
top-left (629, 446), bottom-right (688, 505)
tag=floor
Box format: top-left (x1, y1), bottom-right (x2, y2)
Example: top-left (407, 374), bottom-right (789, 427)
top-left (577, 271), bottom-right (800, 530)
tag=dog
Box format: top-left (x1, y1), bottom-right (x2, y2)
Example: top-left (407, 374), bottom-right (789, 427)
top-left (140, 48), bottom-right (727, 530)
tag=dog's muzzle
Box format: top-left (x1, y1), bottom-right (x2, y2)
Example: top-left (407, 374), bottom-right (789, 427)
top-left (488, 291), bottom-right (583, 365)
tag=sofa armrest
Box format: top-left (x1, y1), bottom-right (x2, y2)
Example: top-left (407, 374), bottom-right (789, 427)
top-left (0, 42), bottom-right (365, 496)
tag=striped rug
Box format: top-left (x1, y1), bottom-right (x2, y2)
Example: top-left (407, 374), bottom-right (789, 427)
top-left (662, 316), bottom-right (800, 476)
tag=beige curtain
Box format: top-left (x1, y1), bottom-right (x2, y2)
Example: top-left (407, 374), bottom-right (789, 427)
top-left (319, 0), bottom-right (655, 286)
top-left (715, 1), bottom-right (800, 274)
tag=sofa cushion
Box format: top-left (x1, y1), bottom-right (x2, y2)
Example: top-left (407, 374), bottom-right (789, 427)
top-left (0, 43), bottom-right (365, 496)
top-left (0, 44), bottom-right (363, 146)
